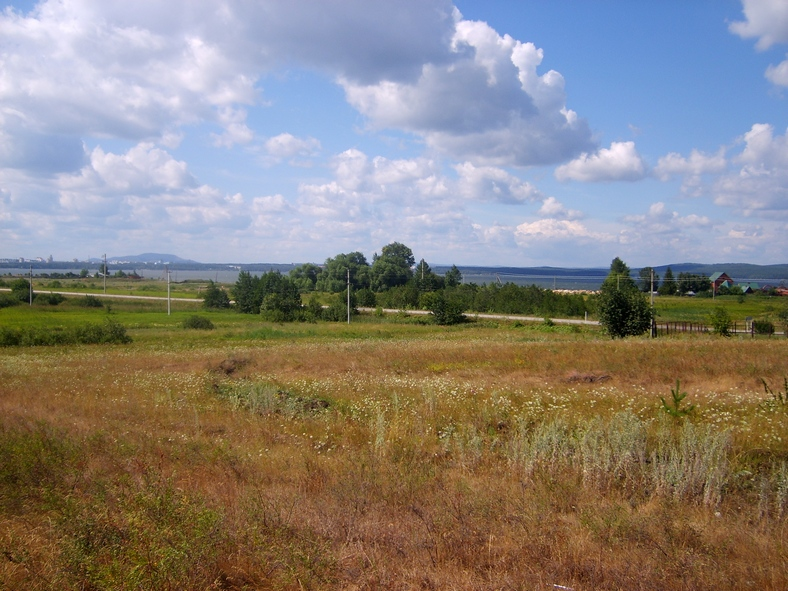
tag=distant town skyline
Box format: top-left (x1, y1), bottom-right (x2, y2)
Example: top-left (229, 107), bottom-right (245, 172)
top-left (2, 1), bottom-right (787, 267)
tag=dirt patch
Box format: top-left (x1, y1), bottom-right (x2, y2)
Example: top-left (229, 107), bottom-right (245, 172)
top-left (213, 357), bottom-right (250, 376)
top-left (566, 371), bottom-right (612, 384)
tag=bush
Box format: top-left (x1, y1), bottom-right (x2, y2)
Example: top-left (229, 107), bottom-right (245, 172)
top-left (0, 320), bottom-right (131, 347)
top-left (10, 278), bottom-right (32, 302)
top-left (42, 293), bottom-right (66, 306)
top-left (182, 315), bottom-right (215, 330)
top-left (73, 319), bottom-right (132, 344)
top-left (752, 319), bottom-right (775, 335)
top-left (355, 288), bottom-right (377, 308)
top-left (709, 307), bottom-right (732, 337)
top-left (320, 292), bottom-right (355, 322)
top-left (0, 294), bottom-right (19, 309)
top-left (422, 291), bottom-right (465, 325)
top-left (76, 295), bottom-right (104, 308)
top-left (597, 288), bottom-right (652, 338)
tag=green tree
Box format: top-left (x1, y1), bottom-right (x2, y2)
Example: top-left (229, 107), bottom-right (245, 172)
top-left (315, 252), bottom-right (370, 292)
top-left (414, 259), bottom-right (444, 292)
top-left (444, 265), bottom-right (463, 288)
top-left (232, 271), bottom-right (260, 313)
top-left (677, 272), bottom-right (711, 295)
top-left (597, 257), bottom-right (652, 338)
top-left (259, 272), bottom-right (303, 321)
top-left (658, 267), bottom-right (678, 296)
top-left (289, 263), bottom-right (322, 292)
top-left (202, 280), bottom-right (231, 309)
top-left (371, 242), bottom-right (415, 291)
top-left (638, 266), bottom-right (658, 293)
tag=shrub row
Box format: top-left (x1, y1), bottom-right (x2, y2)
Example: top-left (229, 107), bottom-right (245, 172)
top-left (0, 319), bottom-right (132, 347)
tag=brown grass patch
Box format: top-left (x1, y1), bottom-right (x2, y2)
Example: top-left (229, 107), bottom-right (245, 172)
top-left (1, 329), bottom-right (787, 589)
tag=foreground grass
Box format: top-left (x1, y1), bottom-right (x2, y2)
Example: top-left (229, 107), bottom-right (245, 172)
top-left (1, 313), bottom-right (787, 590)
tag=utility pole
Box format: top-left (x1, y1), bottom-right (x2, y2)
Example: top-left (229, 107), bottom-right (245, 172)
top-left (347, 268), bottom-right (351, 324)
top-left (103, 253), bottom-right (107, 294)
top-left (167, 266), bottom-right (171, 316)
top-left (29, 266), bottom-right (33, 306)
top-left (650, 268), bottom-right (654, 308)
top-left (650, 268), bottom-right (655, 338)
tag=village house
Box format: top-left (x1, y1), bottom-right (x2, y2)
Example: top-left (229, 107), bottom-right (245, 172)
top-left (710, 272), bottom-right (733, 292)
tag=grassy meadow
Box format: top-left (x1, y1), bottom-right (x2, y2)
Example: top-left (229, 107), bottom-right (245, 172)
top-left (1, 291), bottom-right (788, 590)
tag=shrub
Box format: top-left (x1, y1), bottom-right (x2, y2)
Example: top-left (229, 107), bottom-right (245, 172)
top-left (320, 293), bottom-right (353, 322)
top-left (10, 278), bottom-right (33, 302)
top-left (753, 319), bottom-right (775, 335)
top-left (42, 293), bottom-right (66, 306)
top-left (182, 315), bottom-right (215, 330)
top-left (597, 288), bottom-right (652, 338)
top-left (73, 319), bottom-right (132, 344)
top-left (355, 288), bottom-right (377, 308)
top-left (596, 259), bottom-right (652, 338)
top-left (0, 294), bottom-right (19, 309)
top-left (76, 295), bottom-right (104, 308)
top-left (0, 320), bottom-right (131, 347)
top-left (709, 306), bottom-right (732, 337)
top-left (421, 291), bottom-right (465, 325)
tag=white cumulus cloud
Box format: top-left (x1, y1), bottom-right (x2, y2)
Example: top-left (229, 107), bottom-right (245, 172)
top-left (56, 143), bottom-right (248, 233)
top-left (538, 196), bottom-right (583, 220)
top-left (454, 162), bottom-right (543, 203)
top-left (263, 133), bottom-right (321, 166)
top-left (766, 56), bottom-right (788, 86)
top-left (514, 219), bottom-right (601, 242)
top-left (341, 12), bottom-right (593, 166)
top-left (729, 0), bottom-right (788, 50)
top-left (712, 123), bottom-right (788, 215)
top-left (730, 0), bottom-right (788, 87)
top-left (555, 141), bottom-right (647, 182)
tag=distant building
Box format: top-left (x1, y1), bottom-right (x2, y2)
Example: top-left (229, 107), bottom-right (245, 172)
top-left (737, 282), bottom-right (760, 294)
top-left (710, 272), bottom-right (733, 291)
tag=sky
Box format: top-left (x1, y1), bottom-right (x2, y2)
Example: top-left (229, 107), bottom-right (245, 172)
top-left (1, 0), bottom-right (788, 268)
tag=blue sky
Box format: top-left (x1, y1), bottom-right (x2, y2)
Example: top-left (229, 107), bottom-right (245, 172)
top-left (2, 0), bottom-right (787, 267)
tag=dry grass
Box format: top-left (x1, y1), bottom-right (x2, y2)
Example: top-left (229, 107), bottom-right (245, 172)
top-left (1, 325), bottom-right (787, 590)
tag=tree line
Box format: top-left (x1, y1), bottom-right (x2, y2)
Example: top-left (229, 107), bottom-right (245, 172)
top-left (206, 241), bottom-right (592, 325)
